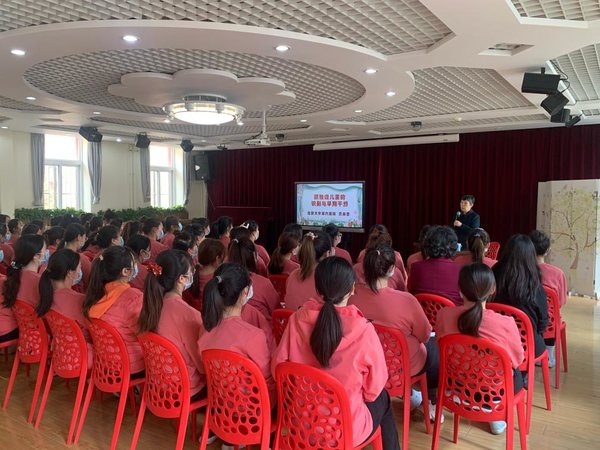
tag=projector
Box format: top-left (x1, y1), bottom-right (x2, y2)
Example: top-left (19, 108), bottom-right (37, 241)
top-left (245, 135), bottom-right (271, 146)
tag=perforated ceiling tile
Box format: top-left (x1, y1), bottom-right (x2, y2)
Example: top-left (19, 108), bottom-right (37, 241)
top-left (511, 0), bottom-right (600, 20)
top-left (0, 0), bottom-right (451, 55)
top-left (340, 67), bottom-right (532, 122)
top-left (24, 48), bottom-right (364, 118)
top-left (0, 95), bottom-right (62, 112)
top-left (371, 114), bottom-right (548, 133)
top-left (90, 117), bottom-right (310, 138)
top-left (552, 44), bottom-right (600, 101)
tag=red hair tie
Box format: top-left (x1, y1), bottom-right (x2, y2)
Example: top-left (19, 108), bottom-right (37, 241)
top-left (148, 262), bottom-right (163, 277)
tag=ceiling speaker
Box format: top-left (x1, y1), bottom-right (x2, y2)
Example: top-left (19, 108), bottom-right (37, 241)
top-left (180, 139), bottom-right (194, 153)
top-left (78, 126), bottom-right (103, 143)
top-left (134, 133), bottom-right (151, 148)
top-left (521, 72), bottom-right (561, 95)
top-left (541, 92), bottom-right (568, 115)
top-left (550, 108), bottom-right (570, 124)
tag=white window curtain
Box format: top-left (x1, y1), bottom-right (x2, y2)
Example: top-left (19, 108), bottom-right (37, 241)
top-left (31, 133), bottom-right (45, 206)
top-left (140, 145), bottom-right (151, 203)
top-left (87, 141), bottom-right (102, 204)
top-left (183, 151), bottom-right (194, 205)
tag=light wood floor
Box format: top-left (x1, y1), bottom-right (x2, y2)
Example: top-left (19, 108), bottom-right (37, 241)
top-left (1, 295), bottom-right (599, 450)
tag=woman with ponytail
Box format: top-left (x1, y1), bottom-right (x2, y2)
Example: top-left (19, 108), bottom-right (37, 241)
top-left (273, 257), bottom-right (400, 450)
top-left (350, 245), bottom-right (437, 418)
top-left (83, 246), bottom-right (145, 375)
top-left (228, 237), bottom-right (279, 321)
top-left (242, 219), bottom-right (270, 266)
top-left (82, 225), bottom-right (122, 262)
top-left (2, 234), bottom-right (47, 309)
top-left (139, 250), bottom-right (205, 398)
top-left (353, 244), bottom-right (406, 291)
top-left (127, 235), bottom-right (151, 291)
top-left (267, 232), bottom-right (300, 275)
top-left (283, 231), bottom-right (332, 310)
top-left (356, 224), bottom-right (408, 283)
top-left (197, 263), bottom-right (275, 403)
top-left (454, 228), bottom-right (496, 268)
top-left (436, 262), bottom-right (524, 435)
top-left (0, 222), bottom-right (15, 270)
top-left (59, 223), bottom-right (92, 291)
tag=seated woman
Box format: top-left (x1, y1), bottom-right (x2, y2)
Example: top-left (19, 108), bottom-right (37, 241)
top-left (272, 257), bottom-right (400, 450)
top-left (83, 246), bottom-right (145, 376)
top-left (59, 223), bottom-right (92, 292)
top-left (142, 219), bottom-right (168, 264)
top-left (126, 235), bottom-right (151, 291)
top-left (186, 239), bottom-right (226, 311)
top-left (356, 224), bottom-right (407, 283)
top-left (530, 230), bottom-right (567, 307)
top-left (323, 223), bottom-right (352, 265)
top-left (209, 216), bottom-right (233, 250)
top-left (436, 262), bottom-right (525, 435)
top-left (406, 225), bottom-right (431, 275)
top-left (138, 250), bottom-right (205, 399)
top-left (160, 216), bottom-right (181, 249)
top-left (350, 245), bottom-right (438, 419)
top-left (283, 232), bottom-right (332, 310)
top-left (43, 226), bottom-right (64, 257)
top-left (242, 220), bottom-right (270, 267)
top-left (37, 248), bottom-right (92, 364)
top-left (198, 263), bottom-right (275, 401)
top-left (354, 237), bottom-right (406, 291)
top-left (409, 226), bottom-right (462, 305)
top-left (453, 228), bottom-right (496, 268)
top-left (492, 234), bottom-right (550, 363)
top-left (81, 225), bottom-right (122, 262)
top-left (267, 232), bottom-right (300, 276)
top-left (282, 223), bottom-right (303, 265)
top-left (229, 226), bottom-right (268, 276)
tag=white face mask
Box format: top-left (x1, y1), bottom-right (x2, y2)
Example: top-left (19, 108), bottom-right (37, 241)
top-left (386, 267), bottom-right (395, 278)
top-left (243, 285), bottom-right (253, 305)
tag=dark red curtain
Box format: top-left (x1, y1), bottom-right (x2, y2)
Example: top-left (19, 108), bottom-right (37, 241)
top-left (207, 124), bottom-right (600, 259)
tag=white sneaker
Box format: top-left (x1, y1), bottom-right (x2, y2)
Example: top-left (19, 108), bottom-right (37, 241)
top-left (489, 420), bottom-right (507, 435)
top-left (547, 345), bottom-right (556, 368)
top-left (409, 388), bottom-right (422, 410)
top-left (427, 400), bottom-right (445, 424)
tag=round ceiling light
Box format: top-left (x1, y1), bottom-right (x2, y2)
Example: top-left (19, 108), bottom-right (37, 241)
top-left (275, 45), bottom-right (290, 52)
top-left (11, 49), bottom-right (26, 56)
top-left (123, 35), bottom-right (139, 43)
top-left (26, 96), bottom-right (36, 100)
top-left (364, 68), bottom-right (377, 74)
top-left (164, 94), bottom-right (245, 125)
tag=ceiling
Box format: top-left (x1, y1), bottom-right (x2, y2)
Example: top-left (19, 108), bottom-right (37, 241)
top-left (1, 0), bottom-right (600, 149)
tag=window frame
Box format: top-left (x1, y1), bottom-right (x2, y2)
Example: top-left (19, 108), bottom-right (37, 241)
top-left (43, 135), bottom-right (83, 209)
top-left (149, 145), bottom-right (175, 208)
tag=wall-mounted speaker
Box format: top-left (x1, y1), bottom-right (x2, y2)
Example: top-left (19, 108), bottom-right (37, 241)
top-left (78, 126), bottom-right (103, 143)
top-left (521, 72), bottom-right (561, 95)
top-left (193, 152), bottom-right (211, 181)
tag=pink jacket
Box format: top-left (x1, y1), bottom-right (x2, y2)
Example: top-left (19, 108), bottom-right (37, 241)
top-left (197, 316), bottom-right (275, 403)
top-left (350, 286), bottom-right (431, 376)
top-left (539, 262), bottom-right (567, 307)
top-left (334, 247), bottom-right (353, 265)
top-left (406, 251), bottom-right (423, 274)
top-left (18, 269), bottom-right (42, 309)
top-left (353, 262), bottom-right (406, 291)
top-left (0, 275), bottom-right (17, 337)
top-left (129, 263), bottom-right (148, 292)
top-left (98, 285), bottom-right (145, 374)
top-left (272, 299), bottom-right (387, 447)
top-left (453, 253), bottom-right (496, 268)
top-left (157, 296), bottom-right (206, 396)
top-left (248, 272), bottom-right (280, 321)
top-left (255, 243), bottom-right (270, 266)
top-left (436, 306), bottom-right (525, 368)
top-left (149, 239), bottom-right (168, 264)
top-left (357, 249), bottom-right (407, 283)
top-left (241, 303), bottom-right (275, 354)
top-left (283, 268), bottom-right (318, 311)
top-left (161, 232), bottom-right (176, 249)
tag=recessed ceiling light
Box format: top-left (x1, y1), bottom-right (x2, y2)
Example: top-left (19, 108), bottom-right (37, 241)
top-left (386, 91), bottom-right (396, 97)
top-left (122, 35), bottom-right (139, 43)
top-left (163, 118), bottom-right (171, 123)
top-left (116, 138), bottom-right (122, 142)
top-left (92, 111), bottom-right (101, 115)
top-left (238, 121), bottom-right (244, 126)
top-left (1, 126), bottom-right (8, 129)
top-left (456, 117), bottom-right (462, 122)
top-left (11, 49), bottom-right (26, 56)
top-left (26, 96), bottom-right (36, 101)
top-left (300, 119), bottom-right (307, 123)
top-left (364, 68), bottom-right (377, 74)
top-left (354, 109), bottom-right (363, 113)
top-left (275, 45), bottom-right (290, 52)
top-left (201, 139), bottom-right (207, 143)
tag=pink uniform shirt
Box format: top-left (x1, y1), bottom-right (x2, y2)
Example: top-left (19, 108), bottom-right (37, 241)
top-left (406, 251), bottom-right (423, 274)
top-left (51, 288), bottom-right (93, 366)
top-left (161, 232), bottom-right (176, 249)
top-left (149, 239), bottom-right (168, 264)
top-left (247, 273), bottom-right (280, 321)
top-left (0, 275), bottom-right (17, 336)
top-left (272, 299), bottom-right (387, 447)
top-left (129, 263), bottom-right (148, 292)
top-left (357, 249), bottom-right (407, 283)
top-left (353, 262), bottom-right (406, 291)
top-left (18, 269), bottom-right (42, 308)
top-left (255, 243), bottom-right (270, 266)
top-left (350, 286), bottom-right (431, 376)
top-left (453, 253), bottom-right (496, 268)
top-left (539, 262), bottom-right (567, 307)
top-left (283, 268), bottom-right (318, 311)
top-left (334, 247), bottom-right (353, 265)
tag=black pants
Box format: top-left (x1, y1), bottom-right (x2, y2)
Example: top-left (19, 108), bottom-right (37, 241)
top-left (414, 338), bottom-right (440, 402)
top-left (365, 389), bottom-right (401, 450)
top-left (0, 328), bottom-right (18, 343)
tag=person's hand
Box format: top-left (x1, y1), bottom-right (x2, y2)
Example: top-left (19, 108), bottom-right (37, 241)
top-left (454, 220), bottom-right (462, 227)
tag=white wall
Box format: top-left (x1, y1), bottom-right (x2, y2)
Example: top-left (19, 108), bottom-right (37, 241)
top-left (0, 130), bottom-right (206, 217)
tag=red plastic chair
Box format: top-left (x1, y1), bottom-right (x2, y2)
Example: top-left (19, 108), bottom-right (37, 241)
top-left (543, 286), bottom-right (568, 389)
top-left (486, 241), bottom-right (501, 260)
top-left (414, 293), bottom-right (455, 330)
top-left (432, 334), bottom-right (527, 450)
top-left (274, 362), bottom-right (383, 450)
top-left (200, 349), bottom-right (275, 450)
top-left (2, 300), bottom-right (50, 423)
top-left (0, 335), bottom-right (18, 363)
top-left (74, 318), bottom-right (144, 450)
top-left (486, 303), bottom-right (551, 433)
top-left (131, 333), bottom-right (207, 450)
top-left (272, 308), bottom-right (294, 345)
top-left (268, 274), bottom-right (289, 303)
top-left (35, 310), bottom-right (89, 443)
top-left (373, 323), bottom-right (430, 450)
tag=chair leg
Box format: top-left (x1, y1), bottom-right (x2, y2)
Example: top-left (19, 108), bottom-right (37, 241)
top-left (506, 411), bottom-right (514, 450)
top-left (453, 414), bottom-right (459, 443)
top-left (554, 336), bottom-right (561, 389)
top-left (402, 387), bottom-right (410, 450)
top-left (3, 347), bottom-right (8, 363)
top-left (191, 410), bottom-right (197, 443)
top-left (199, 407), bottom-right (212, 450)
top-left (67, 373), bottom-right (87, 444)
top-left (371, 427), bottom-right (383, 450)
top-left (561, 326), bottom-right (568, 372)
top-left (540, 356), bottom-right (552, 412)
top-left (174, 407), bottom-right (189, 450)
top-left (420, 377), bottom-right (431, 434)
top-left (129, 395), bottom-right (147, 450)
top-left (28, 358), bottom-right (47, 423)
top-left (526, 367), bottom-right (534, 434)
top-left (431, 390), bottom-right (444, 450)
top-left (128, 385), bottom-right (137, 417)
top-left (34, 363), bottom-right (55, 428)
top-left (517, 400), bottom-right (527, 450)
top-left (74, 378), bottom-right (95, 444)
top-left (2, 353), bottom-right (21, 410)
top-left (110, 386), bottom-right (130, 450)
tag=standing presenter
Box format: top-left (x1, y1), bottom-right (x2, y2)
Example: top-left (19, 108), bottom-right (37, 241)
top-left (452, 195), bottom-right (480, 247)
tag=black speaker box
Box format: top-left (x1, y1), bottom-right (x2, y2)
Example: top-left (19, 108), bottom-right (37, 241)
top-left (541, 92), bottom-right (569, 115)
top-left (193, 152), bottom-right (211, 181)
top-left (78, 126), bottom-right (103, 143)
top-left (521, 73), bottom-right (561, 95)
top-left (551, 108), bottom-right (570, 123)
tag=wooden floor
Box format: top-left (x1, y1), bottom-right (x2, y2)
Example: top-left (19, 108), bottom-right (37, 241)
top-left (1, 295), bottom-right (599, 450)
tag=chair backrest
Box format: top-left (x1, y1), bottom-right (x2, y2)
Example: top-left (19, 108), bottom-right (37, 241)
top-left (202, 349), bottom-right (272, 446)
top-left (44, 309), bottom-right (88, 378)
top-left (275, 361), bottom-right (355, 450)
top-left (485, 303), bottom-right (531, 371)
top-left (372, 323), bottom-right (411, 398)
top-left (543, 286), bottom-right (561, 340)
top-left (268, 274), bottom-right (288, 303)
top-left (272, 308), bottom-right (294, 345)
top-left (138, 332), bottom-right (192, 418)
top-left (486, 241), bottom-right (500, 260)
top-left (87, 318), bottom-right (132, 392)
top-left (437, 334), bottom-right (515, 422)
top-left (13, 300), bottom-right (49, 364)
top-left (414, 293), bottom-right (455, 329)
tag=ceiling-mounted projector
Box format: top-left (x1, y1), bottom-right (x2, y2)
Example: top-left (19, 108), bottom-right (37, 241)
top-left (245, 133), bottom-right (271, 146)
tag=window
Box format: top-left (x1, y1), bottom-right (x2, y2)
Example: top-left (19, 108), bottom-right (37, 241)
top-left (150, 145), bottom-right (174, 208)
top-left (43, 134), bottom-right (82, 209)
